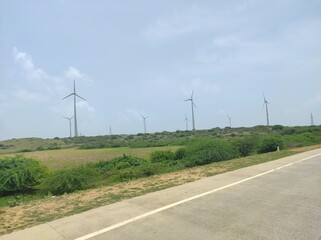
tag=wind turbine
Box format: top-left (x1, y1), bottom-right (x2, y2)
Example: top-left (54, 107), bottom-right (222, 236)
top-left (227, 115), bottom-right (232, 128)
top-left (62, 80), bottom-right (86, 137)
top-left (184, 114), bottom-right (189, 131)
top-left (63, 116), bottom-right (73, 138)
top-left (311, 113), bottom-right (314, 126)
top-left (140, 114), bottom-right (148, 134)
top-left (262, 94), bottom-right (270, 126)
top-left (185, 90), bottom-right (196, 131)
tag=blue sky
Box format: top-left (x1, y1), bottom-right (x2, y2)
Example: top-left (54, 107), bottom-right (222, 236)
top-left (0, 0), bottom-right (321, 140)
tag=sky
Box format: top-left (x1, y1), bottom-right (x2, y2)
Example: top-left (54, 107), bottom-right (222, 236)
top-left (0, 0), bottom-right (321, 140)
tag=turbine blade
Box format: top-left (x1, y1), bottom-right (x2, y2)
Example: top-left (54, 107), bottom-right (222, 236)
top-left (191, 90), bottom-right (194, 99)
top-left (76, 94), bottom-right (86, 101)
top-left (61, 93), bottom-right (74, 100)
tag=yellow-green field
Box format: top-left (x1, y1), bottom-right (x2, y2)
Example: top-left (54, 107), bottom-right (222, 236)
top-left (3, 146), bottom-right (181, 169)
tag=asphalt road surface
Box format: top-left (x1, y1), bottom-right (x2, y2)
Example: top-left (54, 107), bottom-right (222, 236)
top-left (3, 149), bottom-right (321, 240)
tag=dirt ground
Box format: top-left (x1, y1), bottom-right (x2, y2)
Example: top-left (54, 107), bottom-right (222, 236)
top-left (0, 164), bottom-right (223, 235)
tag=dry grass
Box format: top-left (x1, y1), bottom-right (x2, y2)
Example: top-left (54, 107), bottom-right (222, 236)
top-left (1, 147), bottom-right (314, 236)
top-left (4, 146), bottom-right (181, 170)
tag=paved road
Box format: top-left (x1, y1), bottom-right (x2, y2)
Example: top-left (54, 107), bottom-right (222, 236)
top-left (3, 149), bottom-right (321, 240)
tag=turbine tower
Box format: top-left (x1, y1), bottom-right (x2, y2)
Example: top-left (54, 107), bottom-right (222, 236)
top-left (63, 116), bottom-right (73, 138)
top-left (262, 94), bottom-right (270, 126)
top-left (184, 114), bottom-right (189, 131)
top-left (311, 113), bottom-right (314, 126)
top-left (62, 80), bottom-right (86, 137)
top-left (227, 115), bottom-right (232, 128)
top-left (185, 90), bottom-right (196, 131)
top-left (140, 114), bottom-right (148, 134)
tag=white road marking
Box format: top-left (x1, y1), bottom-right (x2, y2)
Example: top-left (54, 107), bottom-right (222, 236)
top-left (74, 152), bottom-right (321, 240)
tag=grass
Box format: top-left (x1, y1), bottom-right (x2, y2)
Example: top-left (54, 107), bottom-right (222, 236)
top-left (0, 137), bottom-right (72, 154)
top-left (1, 145), bottom-right (319, 235)
top-left (3, 146), bottom-right (181, 170)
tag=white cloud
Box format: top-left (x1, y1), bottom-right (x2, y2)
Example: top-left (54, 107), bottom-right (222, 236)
top-left (13, 47), bottom-right (48, 80)
top-left (64, 67), bottom-right (92, 83)
top-left (11, 47), bottom-right (96, 117)
top-left (12, 47), bottom-right (93, 100)
top-left (78, 100), bottom-right (96, 114)
top-left (12, 47), bottom-right (58, 100)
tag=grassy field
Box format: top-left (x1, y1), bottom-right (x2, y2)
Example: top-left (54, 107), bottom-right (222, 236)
top-left (0, 137), bottom-right (72, 154)
top-left (1, 125), bottom-right (321, 235)
top-left (4, 146), bottom-right (181, 170)
top-left (1, 145), bottom-right (320, 235)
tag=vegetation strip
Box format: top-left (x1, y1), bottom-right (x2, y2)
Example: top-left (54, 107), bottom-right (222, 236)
top-left (1, 146), bottom-right (319, 235)
top-left (1, 124), bottom-right (321, 235)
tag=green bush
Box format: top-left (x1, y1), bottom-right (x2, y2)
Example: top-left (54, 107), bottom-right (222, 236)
top-left (150, 150), bottom-right (175, 163)
top-left (182, 138), bottom-right (239, 167)
top-left (137, 163), bottom-right (161, 177)
top-left (283, 131), bottom-right (321, 148)
top-left (107, 163), bottom-right (163, 183)
top-left (91, 155), bottom-right (147, 172)
top-left (272, 125), bottom-right (284, 131)
top-left (258, 137), bottom-right (284, 153)
top-left (232, 137), bottom-right (258, 157)
top-left (174, 148), bottom-right (187, 160)
top-left (41, 166), bottom-right (101, 195)
top-left (0, 156), bottom-right (47, 195)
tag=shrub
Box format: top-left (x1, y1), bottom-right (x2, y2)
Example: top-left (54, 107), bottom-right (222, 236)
top-left (0, 156), bottom-right (47, 195)
top-left (91, 155), bottom-right (147, 172)
top-left (272, 125), bottom-right (284, 131)
top-left (281, 128), bottom-right (296, 135)
top-left (258, 137), bottom-right (284, 153)
top-left (174, 148), bottom-right (187, 160)
top-left (182, 138), bottom-right (239, 167)
top-left (42, 166), bottom-right (101, 195)
top-left (150, 150), bottom-right (175, 163)
top-left (18, 149), bottom-right (32, 153)
top-left (232, 137), bottom-right (258, 157)
top-left (282, 132), bottom-right (321, 148)
top-left (107, 163), bottom-right (163, 183)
